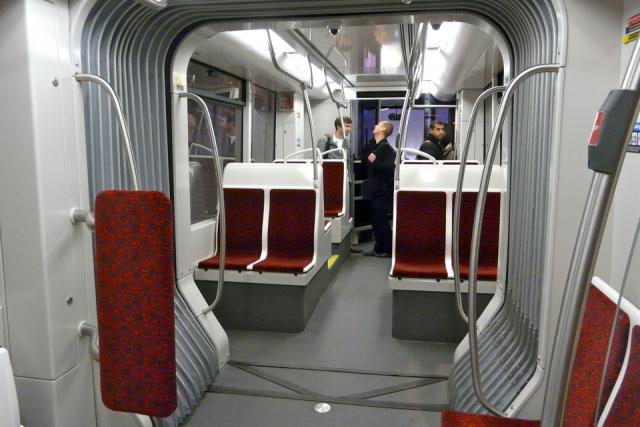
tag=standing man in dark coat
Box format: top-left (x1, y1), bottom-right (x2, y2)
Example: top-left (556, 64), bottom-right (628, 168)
top-left (365, 121), bottom-right (396, 257)
top-left (419, 120), bottom-right (453, 160)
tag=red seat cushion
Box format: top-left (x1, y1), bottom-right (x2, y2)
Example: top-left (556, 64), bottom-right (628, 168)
top-left (441, 411), bottom-right (539, 426)
top-left (253, 189), bottom-right (316, 273)
top-left (323, 161), bottom-right (345, 217)
top-left (95, 190), bottom-right (177, 417)
top-left (455, 192), bottom-right (501, 280)
top-left (603, 326), bottom-right (640, 426)
top-left (392, 191), bottom-right (448, 278)
top-left (198, 188), bottom-right (264, 271)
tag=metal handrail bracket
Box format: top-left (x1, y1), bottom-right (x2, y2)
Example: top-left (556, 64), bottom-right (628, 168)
top-left (401, 147), bottom-right (437, 163)
top-left (467, 64), bottom-right (562, 417)
top-left (180, 92), bottom-right (226, 316)
top-left (78, 321), bottom-right (99, 361)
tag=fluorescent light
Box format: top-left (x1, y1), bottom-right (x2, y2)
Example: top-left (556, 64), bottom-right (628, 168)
top-left (423, 22), bottom-right (461, 88)
top-left (134, 0), bottom-right (167, 9)
top-left (228, 29), bottom-right (296, 55)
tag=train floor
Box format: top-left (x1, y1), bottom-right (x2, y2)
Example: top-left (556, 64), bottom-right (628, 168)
top-left (185, 245), bottom-right (457, 426)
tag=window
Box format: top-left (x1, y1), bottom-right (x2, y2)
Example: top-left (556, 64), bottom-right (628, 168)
top-left (186, 61), bottom-right (245, 224)
top-left (250, 84), bottom-right (276, 163)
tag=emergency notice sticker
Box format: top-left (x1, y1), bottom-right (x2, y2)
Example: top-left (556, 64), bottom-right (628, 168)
top-left (629, 122), bottom-right (640, 153)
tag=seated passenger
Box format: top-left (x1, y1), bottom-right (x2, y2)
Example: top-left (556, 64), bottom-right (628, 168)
top-left (317, 117), bottom-right (352, 159)
top-left (419, 120), bottom-right (453, 160)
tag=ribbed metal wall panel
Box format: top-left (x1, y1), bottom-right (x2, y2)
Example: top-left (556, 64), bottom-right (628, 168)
top-left (80, 0), bottom-right (561, 422)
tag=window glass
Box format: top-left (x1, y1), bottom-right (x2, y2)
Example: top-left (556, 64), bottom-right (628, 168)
top-left (187, 60), bottom-right (244, 101)
top-left (188, 99), bottom-right (218, 224)
top-left (251, 84), bottom-right (276, 163)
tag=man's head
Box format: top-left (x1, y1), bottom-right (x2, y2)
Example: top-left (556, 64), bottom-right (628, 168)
top-left (429, 120), bottom-right (446, 140)
top-left (334, 116), bottom-right (353, 138)
top-left (217, 111), bottom-right (236, 135)
top-left (373, 121), bottom-right (394, 141)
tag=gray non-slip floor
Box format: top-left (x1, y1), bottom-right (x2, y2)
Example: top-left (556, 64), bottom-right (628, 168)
top-left (185, 251), bottom-right (456, 426)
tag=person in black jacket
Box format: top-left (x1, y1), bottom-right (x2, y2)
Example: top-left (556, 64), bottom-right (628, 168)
top-left (419, 120), bottom-right (452, 160)
top-left (364, 121), bottom-right (396, 257)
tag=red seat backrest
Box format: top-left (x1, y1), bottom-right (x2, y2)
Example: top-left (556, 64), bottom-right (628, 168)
top-left (322, 162), bottom-right (344, 217)
top-left (564, 285), bottom-right (630, 426)
top-left (223, 188), bottom-right (264, 259)
top-left (455, 192), bottom-right (501, 280)
top-left (394, 191), bottom-right (447, 277)
top-left (95, 190), bottom-right (177, 417)
top-left (267, 189), bottom-right (316, 260)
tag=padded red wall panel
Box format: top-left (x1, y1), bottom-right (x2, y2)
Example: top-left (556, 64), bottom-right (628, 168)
top-left (95, 190), bottom-right (177, 417)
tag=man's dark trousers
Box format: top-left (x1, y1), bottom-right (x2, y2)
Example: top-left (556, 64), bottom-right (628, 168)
top-left (371, 193), bottom-right (392, 254)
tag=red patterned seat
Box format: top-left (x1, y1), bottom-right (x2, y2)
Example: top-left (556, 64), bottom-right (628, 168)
top-left (323, 161), bottom-right (345, 217)
top-left (198, 188), bottom-right (264, 271)
top-left (442, 284), bottom-right (630, 427)
top-left (454, 192), bottom-right (501, 280)
top-left (392, 191), bottom-right (448, 278)
top-left (253, 189), bottom-right (317, 273)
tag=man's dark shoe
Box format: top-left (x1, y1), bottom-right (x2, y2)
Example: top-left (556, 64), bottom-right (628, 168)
top-left (375, 252), bottom-right (392, 258)
top-left (363, 249), bottom-right (378, 256)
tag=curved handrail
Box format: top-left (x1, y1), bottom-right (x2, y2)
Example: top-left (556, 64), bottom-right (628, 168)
top-left (189, 143), bottom-right (214, 155)
top-left (452, 85), bottom-right (506, 323)
top-left (467, 64), bottom-right (562, 417)
top-left (180, 92), bottom-right (226, 316)
top-left (324, 68), bottom-right (347, 109)
top-left (284, 147), bottom-right (323, 165)
top-left (74, 73), bottom-right (140, 190)
top-left (326, 45), bottom-right (348, 75)
top-left (394, 23), bottom-right (426, 180)
top-left (321, 147), bottom-right (347, 158)
top-left (401, 147), bottom-right (437, 162)
top-left (78, 321), bottom-right (100, 361)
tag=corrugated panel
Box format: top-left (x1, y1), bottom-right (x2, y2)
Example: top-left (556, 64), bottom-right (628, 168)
top-left (80, 0), bottom-right (560, 421)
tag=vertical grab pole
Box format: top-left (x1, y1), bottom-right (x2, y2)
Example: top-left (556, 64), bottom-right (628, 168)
top-left (75, 73), bottom-right (140, 190)
top-left (394, 23), bottom-right (426, 180)
top-left (452, 85), bottom-right (506, 323)
top-left (179, 92), bottom-right (226, 315)
top-left (467, 64), bottom-right (561, 417)
top-left (542, 40), bottom-right (640, 427)
top-left (266, 29), bottom-right (318, 180)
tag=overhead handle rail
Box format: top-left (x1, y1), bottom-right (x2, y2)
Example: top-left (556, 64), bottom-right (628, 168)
top-left (266, 29), bottom-right (318, 180)
top-left (452, 85), bottom-right (506, 323)
top-left (325, 45), bottom-right (348, 76)
top-left (465, 64), bottom-right (563, 417)
top-left (324, 68), bottom-right (347, 109)
top-left (401, 147), bottom-right (437, 162)
top-left (180, 92), bottom-right (226, 316)
top-left (541, 39), bottom-right (640, 427)
top-left (393, 23), bottom-right (427, 180)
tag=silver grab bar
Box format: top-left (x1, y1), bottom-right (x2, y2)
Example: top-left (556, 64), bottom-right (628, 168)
top-left (283, 147), bottom-right (323, 165)
top-left (452, 85), bottom-right (506, 323)
top-left (394, 23), bottom-right (426, 180)
top-left (180, 92), bottom-right (226, 316)
top-left (321, 147), bottom-right (347, 158)
top-left (542, 39), bottom-right (640, 427)
top-left (74, 73), bottom-right (140, 190)
top-left (266, 30), bottom-right (318, 181)
top-left (326, 45), bottom-right (348, 75)
top-left (401, 147), bottom-right (437, 162)
top-left (78, 321), bottom-right (100, 361)
top-left (324, 69), bottom-right (347, 109)
top-left (467, 64), bottom-right (562, 417)
top-left (189, 143), bottom-right (214, 155)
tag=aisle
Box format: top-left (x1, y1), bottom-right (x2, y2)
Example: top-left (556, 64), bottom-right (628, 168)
top-left (186, 253), bottom-right (457, 426)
